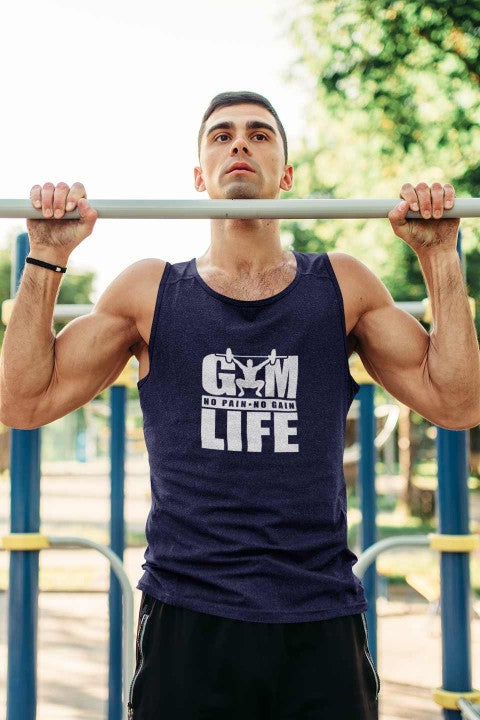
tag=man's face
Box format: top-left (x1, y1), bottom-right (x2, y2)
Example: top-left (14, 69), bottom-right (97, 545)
top-left (194, 103), bottom-right (293, 200)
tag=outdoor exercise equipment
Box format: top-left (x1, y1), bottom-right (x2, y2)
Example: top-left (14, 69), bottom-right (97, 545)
top-left (342, 402), bottom-right (400, 466)
top-left (0, 197), bottom-right (480, 219)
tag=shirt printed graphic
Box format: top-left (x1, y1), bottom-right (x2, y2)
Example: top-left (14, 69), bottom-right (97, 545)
top-left (201, 348), bottom-right (299, 453)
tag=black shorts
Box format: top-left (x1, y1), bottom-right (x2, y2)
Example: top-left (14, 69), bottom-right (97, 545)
top-left (128, 591), bottom-right (380, 720)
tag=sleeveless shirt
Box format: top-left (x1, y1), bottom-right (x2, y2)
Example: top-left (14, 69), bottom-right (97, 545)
top-left (136, 250), bottom-right (367, 623)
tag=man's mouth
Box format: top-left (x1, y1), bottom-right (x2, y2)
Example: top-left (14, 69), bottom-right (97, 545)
top-left (226, 163), bottom-right (255, 174)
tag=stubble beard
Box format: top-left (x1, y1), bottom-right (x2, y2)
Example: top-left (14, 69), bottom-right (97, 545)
top-left (223, 177), bottom-right (260, 200)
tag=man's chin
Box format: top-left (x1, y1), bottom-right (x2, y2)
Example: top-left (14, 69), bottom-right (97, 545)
top-left (224, 186), bottom-right (260, 200)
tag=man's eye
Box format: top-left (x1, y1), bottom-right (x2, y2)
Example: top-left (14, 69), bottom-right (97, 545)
top-left (214, 133), bottom-right (267, 142)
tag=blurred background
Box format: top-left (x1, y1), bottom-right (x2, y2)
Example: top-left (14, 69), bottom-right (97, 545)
top-left (1, 1), bottom-right (480, 718)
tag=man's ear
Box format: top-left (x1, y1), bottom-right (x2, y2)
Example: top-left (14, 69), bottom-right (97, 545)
top-left (194, 166), bottom-right (206, 192)
top-left (280, 165), bottom-right (294, 192)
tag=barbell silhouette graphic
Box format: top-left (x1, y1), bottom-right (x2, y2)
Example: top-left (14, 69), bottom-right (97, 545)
top-left (215, 348), bottom-right (287, 365)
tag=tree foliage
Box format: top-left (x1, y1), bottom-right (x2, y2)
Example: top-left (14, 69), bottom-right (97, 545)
top-left (280, 1), bottom-right (480, 512)
top-left (296, 1), bottom-right (480, 157)
top-left (282, 0), bottom-right (480, 328)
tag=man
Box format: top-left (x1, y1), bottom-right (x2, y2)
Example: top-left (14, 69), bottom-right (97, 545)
top-left (1, 90), bottom-right (479, 719)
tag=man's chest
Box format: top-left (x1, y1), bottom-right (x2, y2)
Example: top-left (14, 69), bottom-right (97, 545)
top-left (133, 252), bottom-right (361, 370)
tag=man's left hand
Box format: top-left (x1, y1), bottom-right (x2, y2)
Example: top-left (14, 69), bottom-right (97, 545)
top-left (388, 182), bottom-right (460, 254)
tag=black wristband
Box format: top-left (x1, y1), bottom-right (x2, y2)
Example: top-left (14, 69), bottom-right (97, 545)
top-left (26, 257), bottom-right (67, 273)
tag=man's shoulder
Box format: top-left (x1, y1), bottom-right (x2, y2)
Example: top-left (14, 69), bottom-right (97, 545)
top-left (325, 251), bottom-right (389, 333)
top-left (127, 257), bottom-right (168, 276)
top-left (326, 250), bottom-right (359, 266)
top-left (98, 258), bottom-right (168, 324)
top-left (118, 258), bottom-right (169, 352)
top-left (326, 251), bottom-right (375, 285)
top-left (123, 257), bottom-right (169, 291)
top-left (127, 256), bottom-right (169, 310)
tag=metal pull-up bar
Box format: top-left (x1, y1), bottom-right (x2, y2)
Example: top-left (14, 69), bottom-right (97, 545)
top-left (0, 198), bottom-right (479, 219)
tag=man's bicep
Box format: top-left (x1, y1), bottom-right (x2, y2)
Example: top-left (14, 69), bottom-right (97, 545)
top-left (353, 284), bottom-right (451, 428)
top-left (355, 301), bottom-right (428, 383)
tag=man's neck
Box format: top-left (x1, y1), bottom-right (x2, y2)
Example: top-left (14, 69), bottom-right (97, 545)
top-left (199, 217), bottom-right (289, 276)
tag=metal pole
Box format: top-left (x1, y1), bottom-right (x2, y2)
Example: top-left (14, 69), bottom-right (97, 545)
top-left (0, 197), bottom-right (479, 219)
top-left (358, 384), bottom-right (378, 665)
top-left (436, 231), bottom-right (473, 720)
top-left (109, 385), bottom-right (127, 720)
top-left (458, 699), bottom-right (480, 719)
top-left (353, 535), bottom-right (430, 580)
top-left (47, 537), bottom-right (134, 720)
top-left (7, 232), bottom-right (40, 720)
top-left (4, 300), bottom-right (426, 324)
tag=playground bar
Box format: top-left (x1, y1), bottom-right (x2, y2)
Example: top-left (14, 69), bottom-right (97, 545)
top-left (458, 699), bottom-right (480, 719)
top-left (46, 300), bottom-right (428, 321)
top-left (0, 197), bottom-right (479, 219)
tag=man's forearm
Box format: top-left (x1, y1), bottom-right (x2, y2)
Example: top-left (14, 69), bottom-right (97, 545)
top-left (418, 247), bottom-right (480, 422)
top-left (0, 256), bottom-right (64, 423)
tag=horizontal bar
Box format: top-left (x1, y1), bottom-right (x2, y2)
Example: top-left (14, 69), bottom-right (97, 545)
top-left (1, 198), bottom-right (479, 219)
top-left (458, 699), bottom-right (480, 719)
top-left (396, 300), bottom-right (427, 317)
top-left (353, 535), bottom-right (430, 580)
top-left (52, 304), bottom-right (92, 320)
top-left (46, 300), bottom-right (427, 322)
top-left (0, 299), bottom-right (428, 325)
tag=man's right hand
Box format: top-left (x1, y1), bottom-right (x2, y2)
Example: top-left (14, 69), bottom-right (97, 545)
top-left (26, 182), bottom-right (98, 264)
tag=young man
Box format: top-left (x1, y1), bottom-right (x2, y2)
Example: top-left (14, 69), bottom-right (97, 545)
top-left (1, 90), bottom-right (478, 719)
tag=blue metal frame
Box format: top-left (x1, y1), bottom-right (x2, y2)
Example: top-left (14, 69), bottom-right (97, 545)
top-left (358, 383), bottom-right (378, 664)
top-left (436, 231), bottom-right (473, 720)
top-left (109, 385), bottom-right (127, 720)
top-left (7, 232), bottom-right (39, 720)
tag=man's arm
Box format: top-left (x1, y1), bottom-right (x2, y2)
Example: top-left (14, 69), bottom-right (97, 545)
top-left (0, 258), bottom-right (164, 430)
top-left (340, 251), bottom-right (480, 431)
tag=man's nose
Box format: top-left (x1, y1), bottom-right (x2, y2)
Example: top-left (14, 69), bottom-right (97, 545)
top-left (231, 136), bottom-right (251, 154)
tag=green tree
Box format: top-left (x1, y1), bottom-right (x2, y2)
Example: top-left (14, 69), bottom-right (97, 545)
top-left (281, 0), bottom-right (480, 316)
top-left (281, 0), bottom-right (480, 517)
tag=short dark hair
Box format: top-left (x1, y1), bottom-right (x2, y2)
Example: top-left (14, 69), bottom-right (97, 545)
top-left (198, 90), bottom-right (288, 164)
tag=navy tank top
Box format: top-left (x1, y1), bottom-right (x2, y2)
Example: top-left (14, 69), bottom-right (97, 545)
top-left (136, 250), bottom-right (367, 623)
